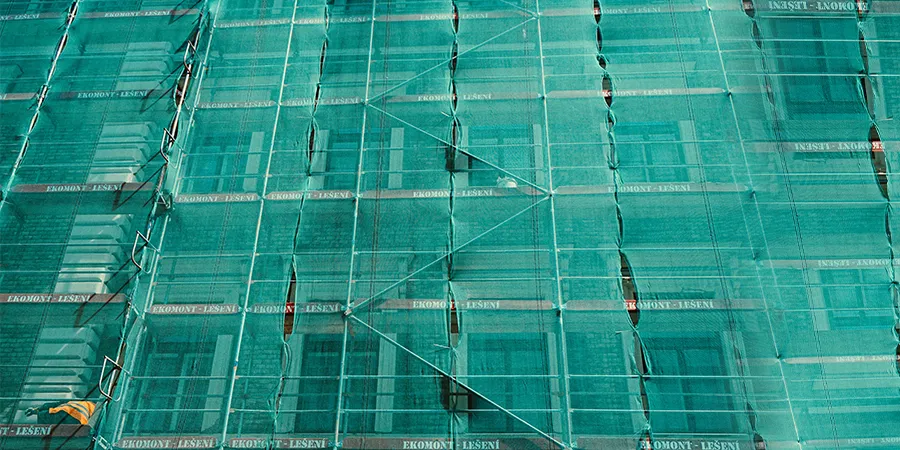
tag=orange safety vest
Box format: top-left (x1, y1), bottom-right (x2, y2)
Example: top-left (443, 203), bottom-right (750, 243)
top-left (48, 401), bottom-right (96, 425)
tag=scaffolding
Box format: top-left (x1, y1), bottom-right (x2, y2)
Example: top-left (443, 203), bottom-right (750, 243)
top-left (2, 0), bottom-right (900, 449)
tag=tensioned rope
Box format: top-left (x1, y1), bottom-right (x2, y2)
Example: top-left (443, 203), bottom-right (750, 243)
top-left (741, 0), bottom-right (840, 444)
top-left (339, 1), bottom-right (569, 446)
top-left (219, 0), bottom-right (305, 445)
top-left (667, 0), bottom-right (758, 446)
top-left (706, 0), bottom-right (803, 445)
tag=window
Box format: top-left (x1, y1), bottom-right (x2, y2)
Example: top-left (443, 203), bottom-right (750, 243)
top-left (136, 350), bottom-right (214, 433)
top-left (0, 324), bottom-right (117, 424)
top-left (293, 335), bottom-right (342, 433)
top-left (819, 269), bottom-right (890, 330)
top-left (467, 333), bottom-right (554, 433)
top-left (56, 214), bottom-right (133, 294)
top-left (459, 124), bottom-right (540, 187)
top-left (304, 334), bottom-right (380, 434)
top-left (182, 132), bottom-right (265, 194)
top-left (88, 122), bottom-right (158, 184)
top-left (126, 335), bottom-right (228, 435)
top-left (318, 129), bottom-right (361, 190)
top-left (770, 20), bottom-right (859, 116)
top-left (615, 122), bottom-right (690, 183)
top-left (645, 335), bottom-right (739, 434)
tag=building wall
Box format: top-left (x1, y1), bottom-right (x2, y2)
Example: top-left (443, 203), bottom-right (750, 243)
top-left (1, 0), bottom-right (900, 449)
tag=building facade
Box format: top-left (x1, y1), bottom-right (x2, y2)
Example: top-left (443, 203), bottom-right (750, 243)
top-left (1, 0), bottom-right (900, 449)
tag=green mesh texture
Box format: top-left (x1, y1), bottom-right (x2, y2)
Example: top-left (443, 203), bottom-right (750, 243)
top-left (1, 0), bottom-right (900, 449)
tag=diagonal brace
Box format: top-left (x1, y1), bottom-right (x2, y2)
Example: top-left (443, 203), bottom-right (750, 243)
top-left (345, 196), bottom-right (549, 315)
top-left (348, 315), bottom-right (570, 450)
top-left (367, 17), bottom-right (536, 104)
top-left (366, 103), bottom-right (549, 195)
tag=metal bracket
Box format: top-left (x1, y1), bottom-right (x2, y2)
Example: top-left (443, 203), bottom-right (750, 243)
top-left (99, 356), bottom-right (124, 401)
top-left (158, 127), bottom-right (176, 163)
top-left (130, 231), bottom-right (151, 272)
top-left (174, 40), bottom-right (195, 105)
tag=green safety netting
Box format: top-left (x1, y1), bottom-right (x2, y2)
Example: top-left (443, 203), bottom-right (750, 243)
top-left (2, 0), bottom-right (900, 449)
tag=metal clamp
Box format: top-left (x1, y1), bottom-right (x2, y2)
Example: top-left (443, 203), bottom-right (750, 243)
top-left (94, 435), bottom-right (113, 450)
top-left (174, 75), bottom-right (190, 107)
top-left (174, 42), bottom-right (195, 104)
top-left (36, 84), bottom-right (49, 107)
top-left (183, 41), bottom-right (197, 75)
top-left (99, 355), bottom-right (124, 401)
top-left (155, 190), bottom-right (173, 213)
top-left (66, 1), bottom-right (78, 24)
